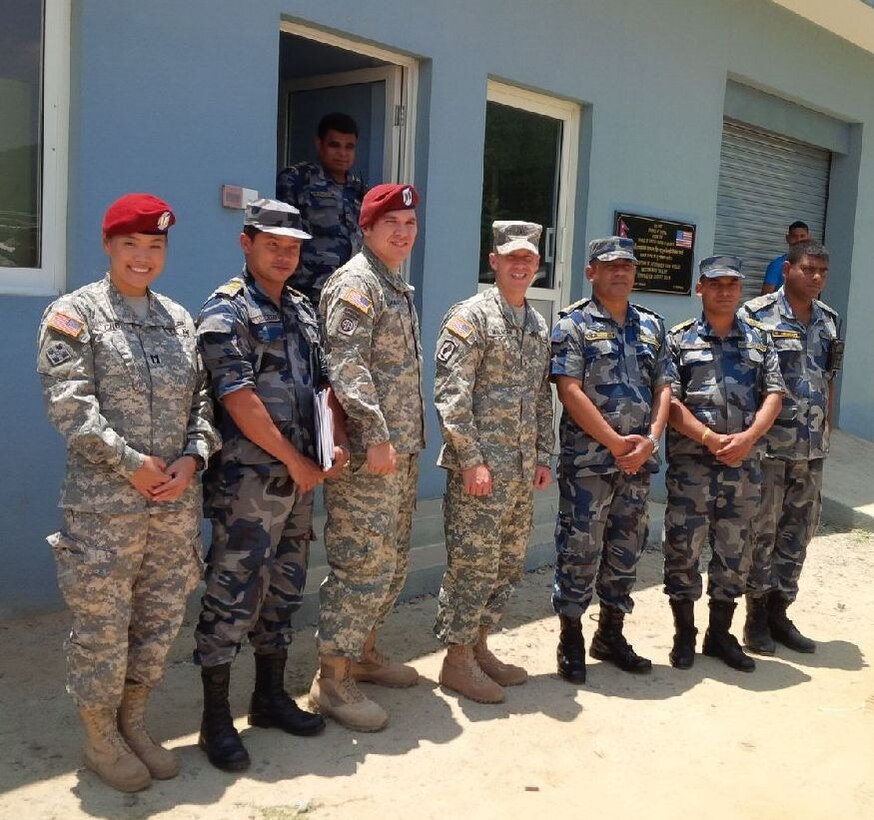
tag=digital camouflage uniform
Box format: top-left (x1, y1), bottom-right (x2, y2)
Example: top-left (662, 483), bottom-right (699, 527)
top-left (318, 245), bottom-right (426, 658)
top-left (433, 287), bottom-right (554, 645)
top-left (276, 161), bottom-right (367, 305)
top-left (740, 289), bottom-right (839, 602)
top-left (194, 267), bottom-right (328, 666)
top-left (551, 296), bottom-right (673, 617)
top-left (663, 315), bottom-right (784, 603)
top-left (37, 275), bottom-right (219, 707)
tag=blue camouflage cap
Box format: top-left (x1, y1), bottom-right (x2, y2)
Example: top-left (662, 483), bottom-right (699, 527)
top-left (588, 236), bottom-right (637, 263)
top-left (698, 255), bottom-right (744, 279)
top-left (244, 198), bottom-right (311, 239)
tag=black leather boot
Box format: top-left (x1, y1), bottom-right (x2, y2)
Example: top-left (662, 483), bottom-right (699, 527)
top-left (556, 614), bottom-right (587, 683)
top-left (199, 663), bottom-right (251, 772)
top-left (668, 599), bottom-right (697, 669)
top-left (249, 651), bottom-right (326, 736)
top-left (589, 604), bottom-right (652, 673)
top-left (743, 594), bottom-right (776, 655)
top-left (768, 592), bottom-right (816, 653)
top-left (702, 600), bottom-right (755, 672)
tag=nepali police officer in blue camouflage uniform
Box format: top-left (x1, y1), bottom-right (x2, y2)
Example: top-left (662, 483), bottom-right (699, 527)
top-left (38, 193), bottom-right (220, 792)
top-left (739, 240), bottom-right (840, 655)
top-left (663, 256), bottom-right (784, 672)
top-left (194, 199), bottom-right (349, 772)
top-left (550, 236), bottom-right (673, 683)
top-left (433, 221), bottom-right (554, 705)
top-left (276, 112), bottom-right (367, 306)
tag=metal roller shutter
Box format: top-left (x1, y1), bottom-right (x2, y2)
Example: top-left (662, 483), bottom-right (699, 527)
top-left (713, 118), bottom-right (831, 298)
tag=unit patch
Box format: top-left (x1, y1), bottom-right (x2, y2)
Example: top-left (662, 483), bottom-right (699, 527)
top-left (340, 287), bottom-right (372, 314)
top-left (437, 339), bottom-right (458, 363)
top-left (45, 341), bottom-right (74, 367)
top-left (446, 316), bottom-right (474, 340)
top-left (338, 308), bottom-right (360, 336)
top-left (48, 312), bottom-right (84, 339)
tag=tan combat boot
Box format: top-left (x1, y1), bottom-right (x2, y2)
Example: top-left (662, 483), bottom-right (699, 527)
top-left (439, 644), bottom-right (505, 703)
top-left (79, 706), bottom-right (151, 792)
top-left (350, 629), bottom-right (418, 688)
top-left (118, 683), bottom-right (180, 779)
top-left (474, 626), bottom-right (528, 686)
top-left (309, 655), bottom-right (389, 732)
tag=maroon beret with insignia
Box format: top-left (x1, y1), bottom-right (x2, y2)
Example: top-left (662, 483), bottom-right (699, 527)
top-left (359, 183), bottom-right (419, 229)
top-left (102, 193), bottom-right (176, 237)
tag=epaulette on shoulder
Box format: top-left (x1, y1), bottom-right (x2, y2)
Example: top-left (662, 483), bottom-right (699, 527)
top-left (213, 278), bottom-right (244, 298)
top-left (814, 298), bottom-right (839, 318)
top-left (741, 293), bottom-right (775, 314)
top-left (558, 297), bottom-right (590, 318)
top-left (739, 315), bottom-right (768, 332)
top-left (670, 318), bottom-right (695, 334)
top-left (631, 302), bottom-right (665, 320)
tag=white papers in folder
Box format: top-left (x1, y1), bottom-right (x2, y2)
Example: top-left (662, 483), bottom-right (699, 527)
top-left (314, 389), bottom-right (335, 471)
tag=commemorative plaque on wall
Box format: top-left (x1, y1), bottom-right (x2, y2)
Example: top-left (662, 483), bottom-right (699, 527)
top-left (613, 211), bottom-right (696, 295)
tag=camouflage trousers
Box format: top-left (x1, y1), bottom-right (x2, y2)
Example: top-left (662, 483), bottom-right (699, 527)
top-left (553, 469), bottom-right (650, 617)
top-left (434, 472), bottom-right (533, 646)
top-left (194, 464), bottom-right (314, 667)
top-left (317, 453), bottom-right (418, 658)
top-left (663, 456), bottom-right (762, 603)
top-left (48, 508), bottom-right (201, 708)
top-left (747, 457), bottom-right (824, 602)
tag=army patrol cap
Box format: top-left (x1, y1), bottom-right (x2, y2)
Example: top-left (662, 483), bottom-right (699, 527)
top-left (698, 255), bottom-right (744, 279)
top-left (492, 221), bottom-right (542, 255)
top-left (102, 193), bottom-right (175, 237)
top-left (588, 236), bottom-right (638, 263)
top-left (244, 198), bottom-right (312, 239)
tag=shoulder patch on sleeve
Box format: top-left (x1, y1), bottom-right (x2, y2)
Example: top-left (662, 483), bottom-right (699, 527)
top-left (215, 278), bottom-right (244, 298)
top-left (45, 341), bottom-right (74, 367)
top-left (436, 338), bottom-right (460, 363)
top-left (446, 315), bottom-right (474, 340)
top-left (47, 311), bottom-right (85, 339)
top-left (340, 287), bottom-right (372, 314)
top-left (670, 318), bottom-right (695, 333)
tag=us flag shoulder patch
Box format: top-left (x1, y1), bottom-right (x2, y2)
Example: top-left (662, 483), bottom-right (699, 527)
top-left (446, 315), bottom-right (474, 340)
top-left (48, 312), bottom-right (84, 339)
top-left (340, 288), bottom-right (372, 314)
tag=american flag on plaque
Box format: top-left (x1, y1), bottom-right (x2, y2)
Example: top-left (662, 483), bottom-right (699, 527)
top-left (675, 229), bottom-right (693, 249)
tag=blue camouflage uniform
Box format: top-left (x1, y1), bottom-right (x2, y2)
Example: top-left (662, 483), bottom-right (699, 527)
top-left (276, 161), bottom-right (367, 305)
top-left (663, 314), bottom-right (784, 603)
top-left (551, 295), bottom-right (673, 616)
top-left (739, 288), bottom-right (839, 602)
top-left (194, 266), bottom-right (328, 666)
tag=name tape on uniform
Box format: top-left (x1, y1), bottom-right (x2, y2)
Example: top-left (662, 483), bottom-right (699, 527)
top-left (584, 330), bottom-right (613, 342)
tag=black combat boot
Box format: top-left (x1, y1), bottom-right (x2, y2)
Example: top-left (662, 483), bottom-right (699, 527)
top-left (556, 614), bottom-right (587, 683)
top-left (589, 604), bottom-right (652, 673)
top-left (249, 651), bottom-right (326, 736)
top-left (199, 663), bottom-right (251, 772)
top-left (668, 599), bottom-right (697, 669)
top-left (702, 600), bottom-right (756, 672)
top-left (743, 594), bottom-right (776, 655)
top-left (767, 592), bottom-right (816, 653)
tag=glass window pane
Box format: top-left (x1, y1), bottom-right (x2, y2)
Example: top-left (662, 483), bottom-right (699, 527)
top-left (0, 0), bottom-right (44, 269)
top-left (479, 101), bottom-right (561, 288)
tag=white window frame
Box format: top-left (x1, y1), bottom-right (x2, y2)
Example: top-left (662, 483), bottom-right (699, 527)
top-left (1, 0), bottom-right (70, 296)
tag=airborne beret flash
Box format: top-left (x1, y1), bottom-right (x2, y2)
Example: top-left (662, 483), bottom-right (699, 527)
top-left (359, 183), bottom-right (419, 229)
top-left (102, 193), bottom-right (176, 237)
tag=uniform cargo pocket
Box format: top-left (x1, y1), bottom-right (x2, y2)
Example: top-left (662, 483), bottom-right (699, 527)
top-left (46, 530), bottom-right (116, 606)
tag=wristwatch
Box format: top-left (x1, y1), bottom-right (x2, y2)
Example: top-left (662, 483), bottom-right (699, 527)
top-left (645, 433), bottom-right (660, 455)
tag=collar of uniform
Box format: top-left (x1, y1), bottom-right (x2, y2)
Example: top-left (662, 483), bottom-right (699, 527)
top-left (589, 294), bottom-right (638, 329)
top-left (241, 265), bottom-right (293, 311)
top-left (697, 314), bottom-right (743, 340)
top-left (776, 286), bottom-right (826, 326)
top-left (362, 245), bottom-right (413, 293)
top-left (102, 272), bottom-right (160, 325)
top-left (491, 285), bottom-right (537, 333)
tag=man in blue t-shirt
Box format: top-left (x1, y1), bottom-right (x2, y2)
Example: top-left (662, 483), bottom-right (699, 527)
top-left (761, 220), bottom-right (811, 295)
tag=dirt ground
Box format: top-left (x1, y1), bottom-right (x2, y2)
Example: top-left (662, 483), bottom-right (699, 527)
top-left (1, 519), bottom-right (872, 820)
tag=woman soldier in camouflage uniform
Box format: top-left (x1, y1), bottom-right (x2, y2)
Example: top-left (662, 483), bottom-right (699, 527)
top-left (36, 194), bottom-right (220, 792)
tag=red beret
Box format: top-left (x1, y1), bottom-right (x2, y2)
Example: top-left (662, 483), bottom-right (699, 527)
top-left (102, 193), bottom-right (176, 237)
top-left (359, 183), bottom-right (419, 229)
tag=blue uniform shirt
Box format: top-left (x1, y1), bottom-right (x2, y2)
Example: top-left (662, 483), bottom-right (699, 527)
top-left (763, 253), bottom-right (787, 289)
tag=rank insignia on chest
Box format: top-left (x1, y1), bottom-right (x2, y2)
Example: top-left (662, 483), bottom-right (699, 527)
top-left (771, 330), bottom-right (801, 339)
top-left (446, 316), bottom-right (474, 340)
top-left (437, 339), bottom-right (458, 363)
top-left (48, 311), bottom-right (84, 339)
top-left (45, 341), bottom-right (73, 367)
top-left (338, 308), bottom-right (360, 336)
top-left (584, 330), bottom-right (613, 342)
top-left (340, 287), bottom-right (372, 314)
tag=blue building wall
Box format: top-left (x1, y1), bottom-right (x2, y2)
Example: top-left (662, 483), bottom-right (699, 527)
top-left (3, 0), bottom-right (874, 617)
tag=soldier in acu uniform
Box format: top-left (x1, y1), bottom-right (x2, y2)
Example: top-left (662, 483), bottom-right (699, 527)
top-left (194, 199), bottom-right (348, 772)
top-left (37, 193), bottom-right (220, 792)
top-left (663, 256), bottom-right (784, 672)
top-left (311, 183), bottom-right (425, 732)
top-left (433, 221), bottom-right (554, 704)
top-left (276, 112), bottom-right (367, 306)
top-left (550, 237), bottom-right (673, 683)
top-left (739, 240), bottom-right (840, 655)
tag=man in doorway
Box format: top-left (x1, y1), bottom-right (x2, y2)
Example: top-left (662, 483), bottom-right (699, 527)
top-left (432, 220), bottom-right (554, 704)
top-left (276, 112), bottom-right (368, 305)
top-left (550, 237), bottom-right (673, 684)
top-left (741, 240), bottom-right (840, 655)
top-left (663, 256), bottom-right (784, 673)
top-left (310, 183), bottom-right (425, 732)
top-left (761, 220), bottom-right (811, 295)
